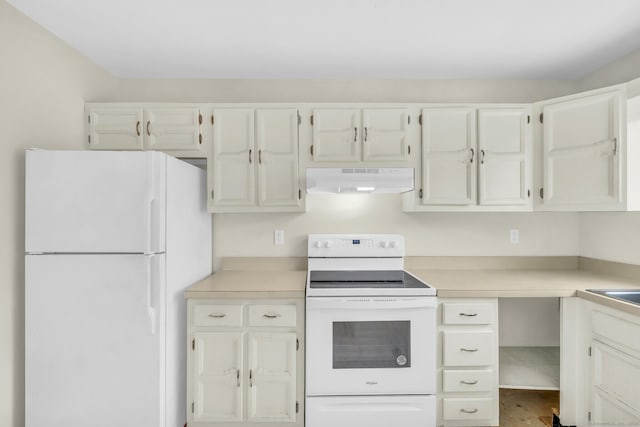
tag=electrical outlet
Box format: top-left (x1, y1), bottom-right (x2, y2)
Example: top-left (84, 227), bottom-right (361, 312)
top-left (510, 229), bottom-right (520, 244)
top-left (274, 229), bottom-right (285, 246)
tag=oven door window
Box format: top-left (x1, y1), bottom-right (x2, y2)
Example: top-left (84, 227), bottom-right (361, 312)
top-left (332, 321), bottom-right (411, 369)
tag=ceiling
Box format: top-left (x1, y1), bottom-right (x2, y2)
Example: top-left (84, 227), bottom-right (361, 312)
top-left (8, 0), bottom-right (640, 79)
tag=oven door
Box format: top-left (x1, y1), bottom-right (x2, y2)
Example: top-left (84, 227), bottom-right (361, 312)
top-left (306, 296), bottom-right (437, 395)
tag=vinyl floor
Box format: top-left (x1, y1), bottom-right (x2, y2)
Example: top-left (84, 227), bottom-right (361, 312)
top-left (499, 388), bottom-right (560, 427)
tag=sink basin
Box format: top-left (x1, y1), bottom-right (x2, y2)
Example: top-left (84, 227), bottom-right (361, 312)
top-left (588, 289), bottom-right (640, 305)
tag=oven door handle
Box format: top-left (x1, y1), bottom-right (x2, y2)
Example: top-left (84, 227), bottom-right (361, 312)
top-left (306, 297), bottom-right (437, 310)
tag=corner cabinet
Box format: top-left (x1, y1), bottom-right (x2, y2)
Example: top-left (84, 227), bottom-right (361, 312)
top-left (437, 298), bottom-right (499, 427)
top-left (187, 299), bottom-right (304, 427)
top-left (404, 106), bottom-right (532, 212)
top-left (85, 103), bottom-right (208, 158)
top-left (309, 108), bottom-right (412, 164)
top-left (209, 108), bottom-right (304, 213)
top-left (535, 85), bottom-right (640, 211)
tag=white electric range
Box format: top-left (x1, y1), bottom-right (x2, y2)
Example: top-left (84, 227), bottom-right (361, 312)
top-left (305, 234), bottom-right (437, 427)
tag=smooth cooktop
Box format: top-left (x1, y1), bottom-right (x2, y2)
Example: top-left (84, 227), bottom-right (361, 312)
top-left (309, 270), bottom-right (431, 289)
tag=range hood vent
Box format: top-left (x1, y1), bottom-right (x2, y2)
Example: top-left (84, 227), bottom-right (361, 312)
top-left (306, 167), bottom-right (414, 194)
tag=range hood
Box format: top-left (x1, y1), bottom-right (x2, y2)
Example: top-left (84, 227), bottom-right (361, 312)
top-left (306, 167), bottom-right (414, 194)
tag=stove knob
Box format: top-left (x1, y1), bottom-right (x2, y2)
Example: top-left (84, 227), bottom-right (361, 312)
top-left (389, 241), bottom-right (397, 249)
top-left (380, 241), bottom-right (389, 248)
top-left (314, 241), bottom-right (322, 248)
top-left (324, 241), bottom-right (333, 248)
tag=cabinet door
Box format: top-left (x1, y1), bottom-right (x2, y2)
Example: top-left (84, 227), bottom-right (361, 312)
top-left (591, 340), bottom-right (640, 415)
top-left (193, 332), bottom-right (243, 422)
top-left (312, 109), bottom-right (361, 162)
top-left (478, 108), bottom-right (530, 205)
top-left (542, 91), bottom-right (622, 208)
top-left (247, 332), bottom-right (297, 422)
top-left (211, 108), bottom-right (255, 207)
top-left (256, 109), bottom-right (301, 208)
top-left (421, 108), bottom-right (476, 205)
top-left (362, 109), bottom-right (410, 162)
top-left (87, 107), bottom-right (143, 150)
top-left (144, 107), bottom-right (203, 153)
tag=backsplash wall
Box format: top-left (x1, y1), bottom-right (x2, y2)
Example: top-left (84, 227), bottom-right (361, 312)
top-left (213, 194), bottom-right (580, 268)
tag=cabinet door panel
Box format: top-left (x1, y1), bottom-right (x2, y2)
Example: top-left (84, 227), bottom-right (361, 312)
top-left (312, 109), bottom-right (360, 162)
top-left (193, 332), bottom-right (243, 422)
top-left (543, 92), bottom-right (621, 206)
top-left (211, 108), bottom-right (255, 206)
top-left (144, 107), bottom-right (202, 152)
top-left (362, 109), bottom-right (409, 161)
top-left (592, 340), bottom-right (640, 412)
top-left (256, 109), bottom-right (300, 207)
top-left (247, 332), bottom-right (297, 422)
top-left (478, 109), bottom-right (529, 205)
top-left (88, 107), bottom-right (143, 150)
top-left (421, 108), bottom-right (476, 205)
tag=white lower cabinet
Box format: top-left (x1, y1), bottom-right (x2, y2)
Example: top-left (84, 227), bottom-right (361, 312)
top-left (438, 298), bottom-right (499, 427)
top-left (582, 300), bottom-right (640, 426)
top-left (187, 299), bottom-right (304, 427)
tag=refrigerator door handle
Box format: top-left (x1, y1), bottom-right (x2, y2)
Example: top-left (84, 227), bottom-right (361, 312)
top-left (146, 257), bottom-right (158, 334)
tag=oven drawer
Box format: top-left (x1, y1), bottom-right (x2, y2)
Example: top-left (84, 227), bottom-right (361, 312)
top-left (306, 395), bottom-right (436, 427)
top-left (443, 397), bottom-right (494, 421)
top-left (249, 304), bottom-right (297, 327)
top-left (442, 302), bottom-right (494, 325)
top-left (442, 369), bottom-right (494, 393)
top-left (443, 331), bottom-right (494, 366)
top-left (194, 304), bottom-right (243, 327)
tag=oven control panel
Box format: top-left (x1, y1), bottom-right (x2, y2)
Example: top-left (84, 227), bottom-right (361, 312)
top-left (308, 234), bottom-right (404, 257)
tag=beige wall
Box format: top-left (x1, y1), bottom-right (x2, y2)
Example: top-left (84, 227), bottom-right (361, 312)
top-left (2, 3), bottom-right (640, 426)
top-left (0, 2), bottom-right (118, 425)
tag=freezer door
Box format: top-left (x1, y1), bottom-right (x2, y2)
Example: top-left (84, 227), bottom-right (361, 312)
top-left (25, 150), bottom-right (166, 253)
top-left (25, 254), bottom-right (166, 427)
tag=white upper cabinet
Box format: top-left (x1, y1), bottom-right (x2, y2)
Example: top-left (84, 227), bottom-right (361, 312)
top-left (210, 108), bottom-right (255, 208)
top-left (86, 107), bottom-right (143, 150)
top-left (310, 108), bottom-right (411, 164)
top-left (538, 89), bottom-right (622, 210)
top-left (256, 109), bottom-right (301, 208)
top-left (421, 108), bottom-right (477, 205)
top-left (362, 109), bottom-right (410, 162)
top-left (536, 85), bottom-right (640, 211)
top-left (478, 108), bottom-right (530, 205)
top-left (407, 105), bottom-right (532, 211)
top-left (86, 104), bottom-right (206, 157)
top-left (209, 107), bottom-right (303, 213)
top-left (311, 109), bottom-right (361, 162)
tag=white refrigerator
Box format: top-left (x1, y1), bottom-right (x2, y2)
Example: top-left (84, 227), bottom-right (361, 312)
top-left (25, 149), bottom-right (212, 427)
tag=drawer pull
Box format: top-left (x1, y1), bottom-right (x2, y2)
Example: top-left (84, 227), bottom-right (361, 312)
top-left (208, 313), bottom-right (226, 318)
top-left (460, 348), bottom-right (479, 352)
top-left (236, 369), bottom-right (240, 388)
top-left (460, 380), bottom-right (478, 385)
top-left (460, 408), bottom-right (479, 414)
top-left (263, 313), bottom-right (280, 319)
top-left (459, 312), bottom-right (478, 317)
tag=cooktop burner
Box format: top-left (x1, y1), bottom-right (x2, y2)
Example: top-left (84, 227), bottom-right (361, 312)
top-left (309, 270), bottom-right (431, 289)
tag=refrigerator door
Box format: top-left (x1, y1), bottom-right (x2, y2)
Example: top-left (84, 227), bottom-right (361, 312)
top-left (25, 254), bottom-right (166, 427)
top-left (25, 149), bottom-right (166, 254)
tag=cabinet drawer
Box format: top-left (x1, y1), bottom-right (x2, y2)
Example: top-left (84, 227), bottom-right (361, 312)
top-left (249, 304), bottom-right (297, 327)
top-left (443, 331), bottom-right (494, 366)
top-left (194, 304), bottom-right (243, 327)
top-left (443, 369), bottom-right (494, 393)
top-left (593, 310), bottom-right (640, 354)
top-left (443, 397), bottom-right (494, 421)
top-left (442, 302), bottom-right (493, 325)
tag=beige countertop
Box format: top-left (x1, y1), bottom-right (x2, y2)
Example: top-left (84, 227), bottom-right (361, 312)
top-left (184, 270), bottom-right (306, 299)
top-left (408, 268), bottom-right (640, 298)
top-left (184, 257), bottom-right (640, 312)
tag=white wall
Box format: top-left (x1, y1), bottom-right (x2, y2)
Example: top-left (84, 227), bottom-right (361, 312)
top-left (0, 2), bottom-right (118, 426)
top-left (214, 195), bottom-right (579, 267)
